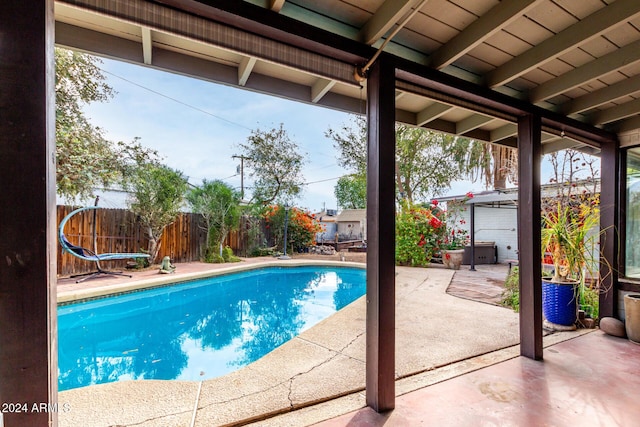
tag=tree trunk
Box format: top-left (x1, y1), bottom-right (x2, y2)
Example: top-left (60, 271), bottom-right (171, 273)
top-left (492, 148), bottom-right (507, 189)
top-left (146, 226), bottom-right (162, 264)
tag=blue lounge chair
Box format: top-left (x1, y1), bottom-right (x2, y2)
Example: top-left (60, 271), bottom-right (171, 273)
top-left (59, 205), bottom-right (150, 283)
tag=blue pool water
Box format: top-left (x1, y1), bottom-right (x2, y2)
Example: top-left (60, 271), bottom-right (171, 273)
top-left (57, 266), bottom-right (366, 391)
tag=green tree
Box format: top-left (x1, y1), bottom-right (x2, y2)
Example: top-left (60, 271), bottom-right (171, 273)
top-left (327, 115), bottom-right (519, 198)
top-left (238, 124), bottom-right (306, 205)
top-left (55, 47), bottom-right (159, 201)
top-left (325, 115), bottom-right (367, 175)
top-left (187, 180), bottom-right (241, 262)
top-left (334, 174), bottom-right (367, 209)
top-left (327, 116), bottom-right (471, 203)
top-left (127, 164), bottom-right (189, 263)
top-left (462, 142), bottom-right (517, 190)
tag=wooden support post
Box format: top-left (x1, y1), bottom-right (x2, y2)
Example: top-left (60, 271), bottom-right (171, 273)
top-left (599, 141), bottom-right (620, 318)
top-left (0, 1), bottom-right (58, 426)
top-left (517, 114), bottom-right (543, 360)
top-left (366, 55), bottom-right (396, 412)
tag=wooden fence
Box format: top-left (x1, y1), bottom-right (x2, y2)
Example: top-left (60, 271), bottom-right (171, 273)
top-left (57, 206), bottom-right (207, 276)
top-left (56, 207), bottom-right (273, 276)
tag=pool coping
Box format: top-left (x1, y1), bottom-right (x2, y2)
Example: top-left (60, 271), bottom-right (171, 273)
top-left (57, 259), bottom-right (365, 304)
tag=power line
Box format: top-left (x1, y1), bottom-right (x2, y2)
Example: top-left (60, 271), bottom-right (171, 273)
top-left (302, 175), bottom-right (349, 185)
top-left (100, 68), bottom-right (253, 131)
top-left (99, 67), bottom-right (351, 206)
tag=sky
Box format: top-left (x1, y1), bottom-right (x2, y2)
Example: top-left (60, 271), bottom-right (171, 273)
top-left (83, 57), bottom-right (493, 212)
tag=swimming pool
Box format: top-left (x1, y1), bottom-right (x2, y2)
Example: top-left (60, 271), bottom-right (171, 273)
top-left (57, 265), bottom-right (366, 391)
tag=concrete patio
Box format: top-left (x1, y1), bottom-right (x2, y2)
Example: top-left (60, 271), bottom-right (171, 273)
top-left (309, 330), bottom-right (640, 427)
top-left (54, 259), bottom-right (629, 427)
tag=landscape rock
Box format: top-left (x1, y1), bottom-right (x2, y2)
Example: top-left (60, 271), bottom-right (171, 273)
top-left (309, 245), bottom-right (336, 256)
top-left (600, 317), bottom-right (626, 338)
top-left (582, 318), bottom-right (596, 329)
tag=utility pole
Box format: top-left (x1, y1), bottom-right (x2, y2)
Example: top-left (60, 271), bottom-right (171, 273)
top-left (232, 155), bottom-right (248, 200)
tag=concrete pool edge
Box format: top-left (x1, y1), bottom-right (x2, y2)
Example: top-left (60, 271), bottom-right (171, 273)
top-left (57, 259), bottom-right (366, 304)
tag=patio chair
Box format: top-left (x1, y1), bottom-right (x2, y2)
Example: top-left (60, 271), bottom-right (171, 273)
top-left (59, 205), bottom-right (150, 283)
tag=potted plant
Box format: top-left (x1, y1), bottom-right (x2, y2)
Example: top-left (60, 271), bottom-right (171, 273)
top-left (625, 294), bottom-right (640, 344)
top-left (541, 201), bottom-right (601, 326)
top-left (438, 193), bottom-right (472, 270)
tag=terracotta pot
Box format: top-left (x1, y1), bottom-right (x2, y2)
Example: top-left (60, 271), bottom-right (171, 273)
top-left (443, 249), bottom-right (464, 270)
top-left (624, 294), bottom-right (640, 345)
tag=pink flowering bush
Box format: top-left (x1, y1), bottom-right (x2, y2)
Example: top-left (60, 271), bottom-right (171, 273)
top-left (395, 200), bottom-right (445, 266)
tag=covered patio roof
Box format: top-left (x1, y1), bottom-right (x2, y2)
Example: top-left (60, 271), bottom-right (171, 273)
top-left (55, 0), bottom-right (640, 150)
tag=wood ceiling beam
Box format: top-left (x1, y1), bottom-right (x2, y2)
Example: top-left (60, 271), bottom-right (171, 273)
top-left (160, 0), bottom-right (372, 64)
top-left (490, 124), bottom-right (517, 143)
top-left (611, 115), bottom-right (640, 134)
top-left (456, 114), bottom-right (494, 135)
top-left (238, 56), bottom-right (257, 86)
top-left (591, 97), bottom-right (640, 126)
top-left (542, 137), bottom-right (580, 155)
top-left (269, 0), bottom-right (285, 13)
top-left (311, 78), bottom-right (336, 103)
top-left (487, 0), bottom-right (640, 88)
top-left (358, 0), bottom-right (422, 45)
top-left (56, 22), bottom-right (365, 115)
top-left (396, 55), bottom-right (616, 146)
top-left (530, 39), bottom-right (640, 104)
top-left (141, 26), bottom-right (152, 65)
top-left (429, 0), bottom-right (539, 70)
top-left (407, 115), bottom-right (492, 142)
top-left (562, 74), bottom-right (640, 116)
top-left (416, 103), bottom-right (453, 126)
top-left (61, 0), bottom-right (618, 148)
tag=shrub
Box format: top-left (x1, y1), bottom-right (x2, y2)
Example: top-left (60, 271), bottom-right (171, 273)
top-left (250, 246), bottom-right (277, 257)
top-left (205, 252), bottom-right (225, 263)
top-left (501, 267), bottom-right (519, 312)
top-left (222, 246), bottom-right (241, 263)
top-left (395, 200), bottom-right (443, 266)
top-left (579, 282), bottom-right (599, 319)
top-left (264, 205), bottom-right (322, 252)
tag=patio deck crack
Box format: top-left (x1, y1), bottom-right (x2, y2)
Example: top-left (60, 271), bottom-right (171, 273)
top-left (287, 331), bottom-right (366, 408)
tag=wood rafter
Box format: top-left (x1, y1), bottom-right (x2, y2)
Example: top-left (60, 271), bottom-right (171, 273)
top-left (141, 26), bottom-right (152, 65)
top-left (542, 137), bottom-right (579, 154)
top-left (238, 56), bottom-right (257, 86)
top-left (57, 0), bottom-right (619, 147)
top-left (530, 39), bottom-right (640, 104)
top-left (311, 78), bottom-right (336, 103)
top-left (456, 114), bottom-right (494, 134)
top-left (429, 0), bottom-right (539, 70)
top-left (358, 0), bottom-right (423, 45)
top-left (562, 74), bottom-right (640, 116)
top-left (416, 103), bottom-right (453, 126)
top-left (613, 114), bottom-right (640, 133)
top-left (487, 0), bottom-right (640, 88)
top-left (490, 123), bottom-right (517, 143)
top-left (269, 0), bottom-right (285, 13)
top-left (591, 97), bottom-right (640, 126)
